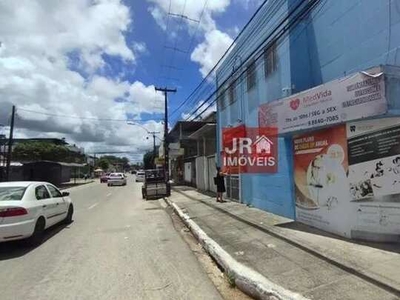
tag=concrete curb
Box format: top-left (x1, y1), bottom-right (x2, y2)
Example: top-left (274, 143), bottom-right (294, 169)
top-left (165, 197), bottom-right (309, 300)
top-left (172, 188), bottom-right (400, 298)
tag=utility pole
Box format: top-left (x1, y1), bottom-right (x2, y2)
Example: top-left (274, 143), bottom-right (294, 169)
top-left (155, 87), bottom-right (176, 196)
top-left (6, 105), bottom-right (15, 181)
top-left (147, 131), bottom-right (160, 168)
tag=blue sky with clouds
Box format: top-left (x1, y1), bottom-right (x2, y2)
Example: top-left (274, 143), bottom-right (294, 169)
top-left (0, 0), bottom-right (261, 161)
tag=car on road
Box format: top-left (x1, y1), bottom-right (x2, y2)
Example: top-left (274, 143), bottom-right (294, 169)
top-left (107, 173), bottom-right (127, 186)
top-left (135, 171), bottom-right (145, 182)
top-left (100, 173), bottom-right (110, 183)
top-left (0, 181), bottom-right (74, 245)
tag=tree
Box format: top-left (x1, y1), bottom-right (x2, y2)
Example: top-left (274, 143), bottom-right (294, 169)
top-left (13, 142), bottom-right (83, 163)
top-left (97, 158), bottom-right (109, 171)
top-left (143, 150), bottom-right (155, 169)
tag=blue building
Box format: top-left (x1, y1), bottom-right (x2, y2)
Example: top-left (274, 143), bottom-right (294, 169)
top-left (216, 0), bottom-right (400, 238)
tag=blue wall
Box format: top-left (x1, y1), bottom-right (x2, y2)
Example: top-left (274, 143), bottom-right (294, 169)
top-left (290, 0), bottom-right (400, 93)
top-left (216, 0), bottom-right (400, 220)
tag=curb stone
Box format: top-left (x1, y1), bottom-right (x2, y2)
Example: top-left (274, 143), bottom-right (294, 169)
top-left (164, 197), bottom-right (309, 300)
top-left (172, 188), bottom-right (400, 298)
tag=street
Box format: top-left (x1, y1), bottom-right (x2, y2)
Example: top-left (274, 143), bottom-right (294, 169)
top-left (0, 176), bottom-right (222, 300)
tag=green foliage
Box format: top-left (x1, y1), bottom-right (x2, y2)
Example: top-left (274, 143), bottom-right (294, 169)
top-left (95, 155), bottom-right (131, 171)
top-left (226, 271), bottom-right (236, 288)
top-left (13, 142), bottom-right (85, 163)
top-left (143, 150), bottom-right (155, 169)
top-left (97, 158), bottom-right (109, 170)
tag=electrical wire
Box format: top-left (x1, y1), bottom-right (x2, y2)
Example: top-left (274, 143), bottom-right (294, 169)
top-left (173, 0), bottom-right (295, 122)
top-left (169, 0), bottom-right (275, 119)
top-left (16, 108), bottom-right (163, 123)
top-left (184, 0), bottom-right (322, 121)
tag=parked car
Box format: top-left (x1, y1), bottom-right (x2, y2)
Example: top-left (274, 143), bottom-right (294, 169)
top-left (100, 173), bottom-right (110, 183)
top-left (0, 181), bottom-right (74, 245)
top-left (107, 173), bottom-right (127, 186)
top-left (135, 171), bottom-right (145, 182)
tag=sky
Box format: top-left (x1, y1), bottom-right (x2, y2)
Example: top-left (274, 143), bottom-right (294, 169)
top-left (0, 0), bottom-right (262, 162)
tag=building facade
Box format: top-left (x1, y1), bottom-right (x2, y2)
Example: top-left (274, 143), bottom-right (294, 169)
top-left (216, 0), bottom-right (400, 240)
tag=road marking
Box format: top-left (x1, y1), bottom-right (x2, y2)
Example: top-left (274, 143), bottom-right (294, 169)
top-left (88, 203), bottom-right (99, 210)
top-left (106, 193), bottom-right (112, 197)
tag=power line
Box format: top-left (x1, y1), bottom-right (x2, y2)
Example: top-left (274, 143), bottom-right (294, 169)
top-left (16, 108), bottom-right (163, 123)
top-left (169, 0), bottom-right (274, 119)
top-left (184, 0), bottom-right (322, 121)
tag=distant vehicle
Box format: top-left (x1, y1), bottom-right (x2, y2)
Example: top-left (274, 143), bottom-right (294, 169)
top-left (107, 173), bottom-right (127, 186)
top-left (135, 171), bottom-right (145, 182)
top-left (100, 173), bottom-right (110, 183)
top-left (0, 181), bottom-right (74, 245)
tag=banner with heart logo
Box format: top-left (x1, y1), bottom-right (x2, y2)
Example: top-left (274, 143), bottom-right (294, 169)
top-left (259, 67), bottom-right (387, 134)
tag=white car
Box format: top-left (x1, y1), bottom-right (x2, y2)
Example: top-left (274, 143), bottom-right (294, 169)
top-left (135, 171), bottom-right (145, 182)
top-left (0, 181), bottom-right (74, 245)
top-left (107, 173), bottom-right (127, 186)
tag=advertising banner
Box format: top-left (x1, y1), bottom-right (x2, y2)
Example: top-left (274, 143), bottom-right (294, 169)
top-left (222, 125), bottom-right (277, 174)
top-left (294, 118), bottom-right (400, 239)
top-left (346, 118), bottom-right (400, 235)
top-left (259, 69), bottom-right (387, 134)
top-left (293, 125), bottom-right (351, 235)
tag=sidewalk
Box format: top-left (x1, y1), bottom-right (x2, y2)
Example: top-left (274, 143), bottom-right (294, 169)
top-left (169, 186), bottom-right (400, 300)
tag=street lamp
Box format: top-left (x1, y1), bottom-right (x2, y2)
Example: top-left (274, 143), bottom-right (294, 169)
top-left (126, 122), bottom-right (161, 168)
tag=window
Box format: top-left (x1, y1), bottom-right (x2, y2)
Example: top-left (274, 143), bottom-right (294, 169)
top-left (228, 79), bottom-right (236, 105)
top-left (47, 185), bottom-right (62, 198)
top-left (247, 59), bottom-right (256, 91)
top-left (264, 41), bottom-right (278, 77)
top-left (0, 186), bottom-right (27, 201)
top-left (35, 185), bottom-right (50, 200)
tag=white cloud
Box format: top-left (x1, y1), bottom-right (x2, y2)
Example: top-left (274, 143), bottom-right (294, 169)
top-left (0, 0), bottom-right (162, 158)
top-left (181, 100), bottom-right (216, 121)
top-left (129, 82), bottom-right (165, 114)
top-left (147, 0), bottom-right (230, 33)
top-left (190, 29), bottom-right (234, 78)
top-left (148, 0), bottom-right (234, 78)
top-left (133, 42), bottom-right (148, 55)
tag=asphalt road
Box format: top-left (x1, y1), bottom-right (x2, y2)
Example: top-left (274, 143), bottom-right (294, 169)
top-left (0, 176), bottom-right (223, 300)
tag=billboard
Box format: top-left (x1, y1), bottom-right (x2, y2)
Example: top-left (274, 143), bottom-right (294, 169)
top-left (294, 118), bottom-right (400, 239)
top-left (293, 125), bottom-right (351, 235)
top-left (259, 69), bottom-right (387, 134)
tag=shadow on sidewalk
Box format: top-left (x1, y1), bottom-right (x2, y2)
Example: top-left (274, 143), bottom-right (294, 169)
top-left (277, 221), bottom-right (400, 254)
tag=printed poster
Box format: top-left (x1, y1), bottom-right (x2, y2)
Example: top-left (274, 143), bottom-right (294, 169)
top-left (346, 118), bottom-right (400, 235)
top-left (293, 118), bottom-right (400, 238)
top-left (293, 125), bottom-right (351, 235)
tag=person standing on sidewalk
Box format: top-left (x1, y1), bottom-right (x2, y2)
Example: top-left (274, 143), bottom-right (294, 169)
top-left (215, 167), bottom-right (226, 203)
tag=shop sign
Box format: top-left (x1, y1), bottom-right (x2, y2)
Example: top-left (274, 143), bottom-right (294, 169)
top-left (222, 125), bottom-right (278, 174)
top-left (154, 157), bottom-right (165, 165)
top-left (259, 69), bottom-right (387, 134)
top-left (169, 148), bottom-right (184, 157)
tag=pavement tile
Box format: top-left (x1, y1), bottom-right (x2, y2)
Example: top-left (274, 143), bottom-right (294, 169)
top-left (171, 187), bottom-right (400, 300)
top-left (304, 276), bottom-right (398, 300)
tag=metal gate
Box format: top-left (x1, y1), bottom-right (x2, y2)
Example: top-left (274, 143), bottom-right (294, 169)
top-left (226, 175), bottom-right (240, 202)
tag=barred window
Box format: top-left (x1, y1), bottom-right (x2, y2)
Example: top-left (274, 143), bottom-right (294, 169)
top-left (264, 41), bottom-right (278, 77)
top-left (247, 59), bottom-right (256, 91)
